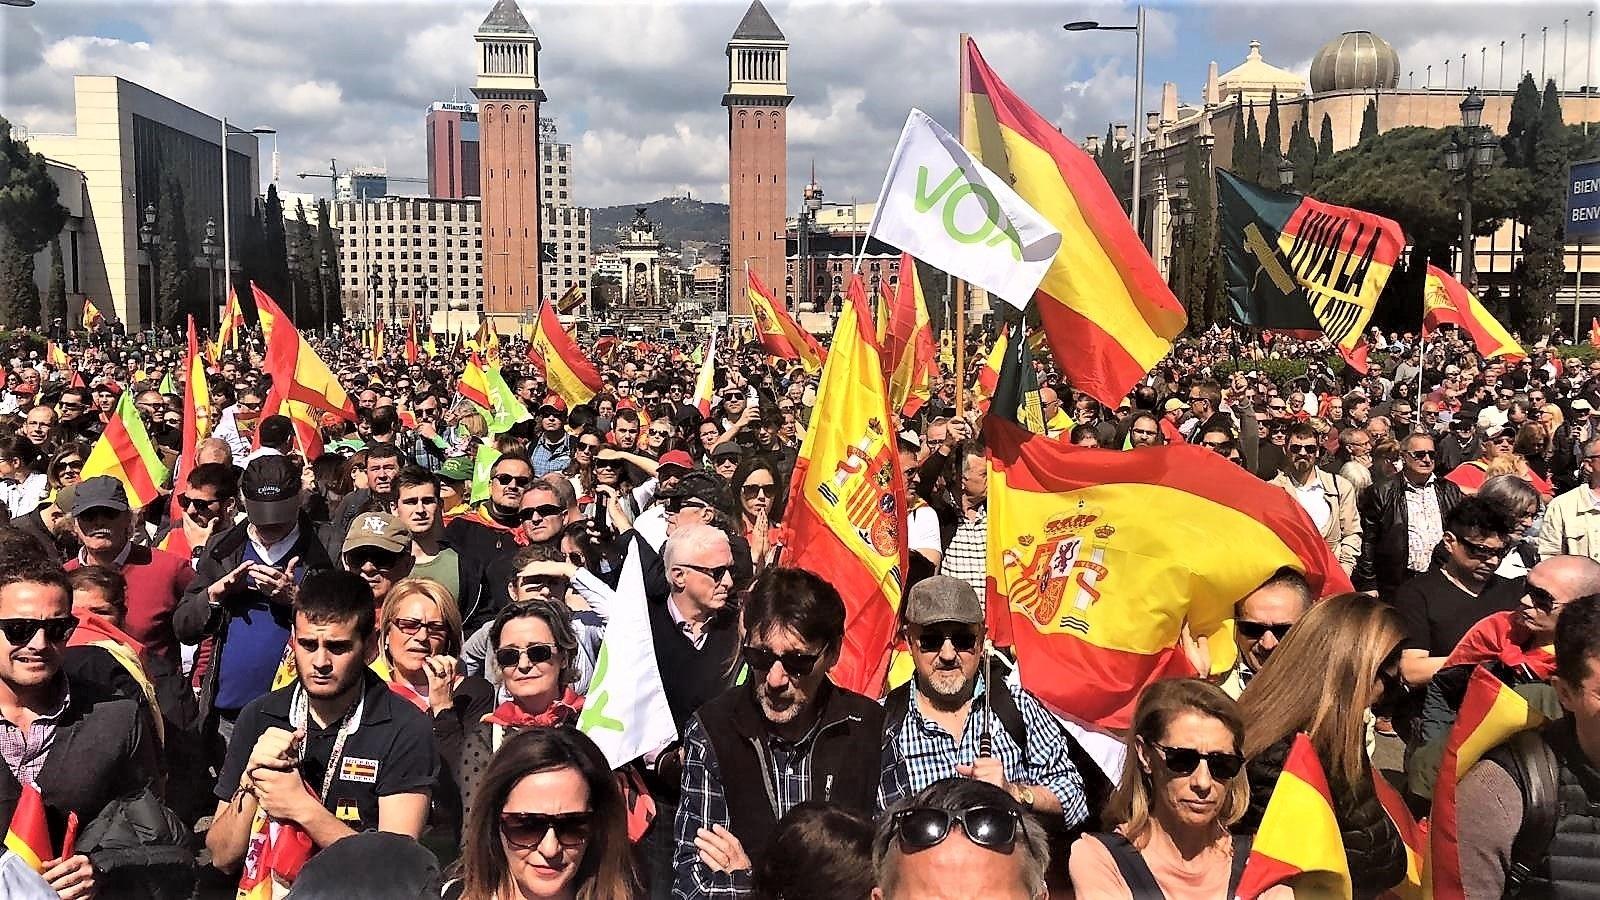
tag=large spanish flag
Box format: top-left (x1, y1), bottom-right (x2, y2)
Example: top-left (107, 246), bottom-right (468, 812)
top-left (458, 352), bottom-right (492, 410)
top-left (985, 324), bottom-right (1350, 726)
top-left (1427, 666), bottom-right (1548, 898)
top-left (255, 284), bottom-right (355, 458)
top-left (961, 37), bottom-right (1185, 406)
top-left (531, 301), bottom-right (602, 407)
top-left (883, 254), bottom-right (937, 418)
top-left (747, 266), bottom-right (826, 373)
top-left (780, 274), bottom-right (907, 695)
top-left (1235, 732), bottom-right (1353, 900)
top-left (4, 783), bottom-right (52, 873)
top-left (1423, 264), bottom-right (1524, 361)
top-left (82, 390), bottom-right (168, 510)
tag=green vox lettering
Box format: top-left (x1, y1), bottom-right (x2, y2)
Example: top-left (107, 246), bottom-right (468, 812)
top-left (913, 165), bottom-right (1023, 261)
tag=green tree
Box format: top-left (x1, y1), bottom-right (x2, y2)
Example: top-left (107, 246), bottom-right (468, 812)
top-left (1242, 103), bottom-right (1263, 185)
top-left (1360, 98), bottom-right (1379, 143)
top-left (1288, 104), bottom-right (1318, 189)
top-left (236, 200), bottom-right (269, 326)
top-left (1518, 80), bottom-right (1568, 339)
top-left (0, 114), bottom-right (68, 328)
top-left (1259, 88), bottom-right (1283, 188)
top-left (45, 234), bottom-right (65, 328)
top-left (316, 199), bottom-right (342, 326)
top-left (1318, 113), bottom-right (1336, 169)
top-left (156, 174), bottom-right (193, 328)
top-left (261, 185), bottom-right (289, 302)
top-left (1502, 73), bottom-right (1542, 168)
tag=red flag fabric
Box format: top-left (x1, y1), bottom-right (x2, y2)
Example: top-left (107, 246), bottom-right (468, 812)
top-left (1234, 733), bottom-right (1352, 899)
top-left (255, 284), bottom-right (354, 459)
top-left (3, 783), bottom-right (53, 873)
top-left (530, 302), bottom-right (603, 406)
top-left (1422, 265), bottom-right (1524, 361)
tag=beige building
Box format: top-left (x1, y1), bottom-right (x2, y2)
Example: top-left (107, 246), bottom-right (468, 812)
top-left (26, 75), bottom-right (261, 330)
top-left (1120, 32), bottom-right (1600, 333)
top-left (333, 197), bottom-right (482, 336)
top-left (536, 118), bottom-right (591, 313)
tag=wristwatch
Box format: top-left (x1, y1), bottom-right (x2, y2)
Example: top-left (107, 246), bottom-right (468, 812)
top-left (1013, 785), bottom-right (1036, 808)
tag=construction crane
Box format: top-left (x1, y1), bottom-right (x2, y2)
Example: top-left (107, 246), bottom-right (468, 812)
top-left (299, 159), bottom-right (435, 328)
top-left (296, 158), bottom-right (428, 198)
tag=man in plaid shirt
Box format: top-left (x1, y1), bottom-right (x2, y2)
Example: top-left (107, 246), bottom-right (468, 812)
top-left (672, 569), bottom-right (909, 899)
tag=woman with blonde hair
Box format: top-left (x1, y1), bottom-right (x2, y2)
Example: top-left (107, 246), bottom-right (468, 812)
top-left (1446, 425), bottom-right (1553, 498)
top-left (1235, 593), bottom-right (1409, 899)
top-left (1069, 679), bottom-right (1256, 899)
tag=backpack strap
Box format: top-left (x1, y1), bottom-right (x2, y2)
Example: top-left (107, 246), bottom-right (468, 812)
top-left (984, 667), bottom-right (1029, 757)
top-left (884, 682), bottom-right (911, 745)
top-left (1093, 832), bottom-right (1167, 899)
top-left (1484, 729), bottom-right (1559, 896)
top-left (1228, 833), bottom-right (1255, 897)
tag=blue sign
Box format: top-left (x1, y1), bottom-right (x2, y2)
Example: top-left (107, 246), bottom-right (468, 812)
top-left (1570, 158), bottom-right (1600, 244)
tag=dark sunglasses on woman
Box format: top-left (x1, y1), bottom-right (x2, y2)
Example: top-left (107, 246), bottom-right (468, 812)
top-left (499, 811), bottom-right (592, 848)
top-left (495, 643), bottom-right (556, 669)
top-left (1147, 741), bottom-right (1244, 779)
top-left (890, 805), bottom-right (1021, 852)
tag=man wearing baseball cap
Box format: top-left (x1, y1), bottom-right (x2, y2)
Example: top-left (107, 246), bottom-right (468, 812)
top-left (885, 576), bottom-right (1093, 833)
top-left (632, 449), bottom-right (696, 552)
top-left (341, 512), bottom-right (413, 602)
top-left (174, 454), bottom-right (335, 747)
top-left (529, 395), bottom-right (573, 477)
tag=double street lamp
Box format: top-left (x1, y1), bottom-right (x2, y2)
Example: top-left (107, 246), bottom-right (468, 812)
top-left (1065, 9), bottom-right (1147, 237)
top-left (1443, 89), bottom-right (1496, 290)
top-left (138, 203), bottom-right (160, 326)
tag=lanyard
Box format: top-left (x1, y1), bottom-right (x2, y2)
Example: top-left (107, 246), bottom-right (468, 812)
top-left (289, 685), bottom-right (365, 803)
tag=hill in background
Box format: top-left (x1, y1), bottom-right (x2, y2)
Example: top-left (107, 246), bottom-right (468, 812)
top-left (590, 195), bottom-right (729, 250)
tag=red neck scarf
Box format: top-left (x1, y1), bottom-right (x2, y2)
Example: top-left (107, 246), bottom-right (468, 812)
top-left (481, 688), bottom-right (584, 728)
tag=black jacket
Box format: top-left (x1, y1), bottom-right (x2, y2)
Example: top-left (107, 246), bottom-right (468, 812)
top-left (1355, 476), bottom-right (1464, 598)
top-left (172, 515), bottom-right (335, 720)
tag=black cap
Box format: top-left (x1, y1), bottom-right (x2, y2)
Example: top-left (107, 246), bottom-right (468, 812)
top-left (710, 441), bottom-right (744, 461)
top-left (283, 831), bottom-right (441, 900)
top-left (664, 469), bottom-right (730, 516)
top-left (71, 475), bottom-right (129, 516)
top-left (241, 455), bottom-right (302, 525)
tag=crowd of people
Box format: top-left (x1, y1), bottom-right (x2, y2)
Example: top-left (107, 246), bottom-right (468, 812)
top-left (1, 318), bottom-right (1600, 899)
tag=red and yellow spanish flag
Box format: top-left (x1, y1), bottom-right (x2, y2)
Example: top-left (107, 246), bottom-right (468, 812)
top-left (172, 316), bottom-right (212, 522)
top-left (80, 297), bottom-right (105, 332)
top-left (780, 275), bottom-right (907, 695)
top-left (693, 333), bottom-right (718, 419)
top-left (236, 806), bottom-right (315, 900)
top-left (883, 254), bottom-right (937, 418)
top-left (404, 311), bottom-right (420, 365)
top-left (82, 390), bottom-right (169, 510)
top-left (1235, 733), bottom-right (1353, 900)
top-left (531, 301), bottom-right (602, 407)
top-left (1422, 265), bottom-right (1523, 361)
top-left (44, 341), bottom-right (69, 370)
top-left (4, 783), bottom-right (53, 873)
top-left (1372, 769), bottom-right (1425, 900)
top-left (971, 329), bottom-right (1007, 413)
top-left (458, 352), bottom-right (492, 410)
top-left (212, 287), bottom-right (244, 359)
top-left (962, 37), bottom-right (1185, 406)
top-left (747, 266), bottom-right (826, 373)
top-left (985, 322), bottom-right (1351, 726)
top-left (1427, 666), bottom-right (1548, 899)
top-left (255, 284), bottom-right (355, 458)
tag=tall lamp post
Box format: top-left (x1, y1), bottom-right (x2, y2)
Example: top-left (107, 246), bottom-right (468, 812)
top-left (138, 203), bottom-right (159, 328)
top-left (388, 272), bottom-right (398, 332)
top-left (1443, 89), bottom-right (1496, 290)
top-left (319, 250), bottom-right (331, 334)
top-left (1065, 8), bottom-right (1146, 236)
top-left (367, 267), bottom-right (380, 329)
top-left (201, 218), bottom-right (219, 333)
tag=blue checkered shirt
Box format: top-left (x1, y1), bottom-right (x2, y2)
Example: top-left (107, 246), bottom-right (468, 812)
top-left (894, 675), bottom-right (1089, 829)
top-left (530, 434), bottom-right (573, 477)
top-left (672, 713), bottom-right (910, 899)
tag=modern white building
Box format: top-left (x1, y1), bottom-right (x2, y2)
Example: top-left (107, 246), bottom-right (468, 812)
top-left (333, 196), bottom-right (483, 335)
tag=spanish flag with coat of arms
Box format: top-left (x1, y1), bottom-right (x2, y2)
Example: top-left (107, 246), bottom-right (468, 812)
top-left (746, 266), bottom-right (826, 373)
top-left (779, 274), bottom-right (907, 696)
top-left (984, 318), bottom-right (1351, 728)
top-left (1422, 264), bottom-right (1524, 361)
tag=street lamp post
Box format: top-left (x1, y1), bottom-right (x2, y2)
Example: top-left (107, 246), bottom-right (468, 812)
top-left (388, 272), bottom-right (398, 332)
top-left (201, 218), bottom-right (219, 333)
top-left (367, 268), bottom-right (380, 330)
top-left (1278, 156), bottom-right (1297, 191)
top-left (1065, 8), bottom-right (1146, 235)
top-left (1444, 89), bottom-right (1496, 291)
top-left (319, 251), bottom-right (331, 334)
top-left (138, 203), bottom-right (159, 327)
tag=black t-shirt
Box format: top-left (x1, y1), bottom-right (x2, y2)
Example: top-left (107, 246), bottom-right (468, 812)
top-left (1394, 569), bottom-right (1522, 656)
top-left (216, 670), bottom-right (438, 834)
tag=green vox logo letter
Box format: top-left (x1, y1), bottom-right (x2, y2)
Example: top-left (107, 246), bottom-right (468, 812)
top-left (913, 165), bottom-right (1024, 261)
top-left (576, 644), bottom-right (624, 733)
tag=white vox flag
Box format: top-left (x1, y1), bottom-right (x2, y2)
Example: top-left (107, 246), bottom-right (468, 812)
top-left (575, 544), bottom-right (676, 769)
top-left (867, 108), bottom-right (1061, 310)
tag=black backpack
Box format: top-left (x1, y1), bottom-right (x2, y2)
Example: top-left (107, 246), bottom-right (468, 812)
top-left (1483, 729), bottom-right (1560, 897)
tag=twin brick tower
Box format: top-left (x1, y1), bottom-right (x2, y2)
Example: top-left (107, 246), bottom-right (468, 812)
top-left (468, 0), bottom-right (789, 329)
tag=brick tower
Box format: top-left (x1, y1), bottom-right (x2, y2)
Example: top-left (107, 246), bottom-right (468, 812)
top-left (724, 0), bottom-right (790, 316)
top-left (472, 0), bottom-right (544, 333)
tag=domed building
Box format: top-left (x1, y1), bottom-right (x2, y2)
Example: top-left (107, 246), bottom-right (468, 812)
top-left (1216, 40), bottom-right (1306, 106)
top-left (1309, 31), bottom-right (1400, 94)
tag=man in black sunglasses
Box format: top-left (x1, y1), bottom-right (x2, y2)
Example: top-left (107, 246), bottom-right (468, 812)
top-left (1355, 433), bottom-right (1464, 600)
top-left (886, 576), bottom-right (1089, 830)
top-left (1217, 569), bottom-right (1312, 699)
top-left (0, 558), bottom-right (157, 900)
top-left (872, 778), bottom-right (1049, 900)
top-left (674, 568), bottom-right (909, 896)
top-left (445, 454), bottom-right (538, 634)
top-left (1269, 422), bottom-right (1361, 576)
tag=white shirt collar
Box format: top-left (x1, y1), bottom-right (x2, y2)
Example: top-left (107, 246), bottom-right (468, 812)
top-left (77, 539), bottom-right (134, 568)
top-left (249, 523), bottom-right (301, 565)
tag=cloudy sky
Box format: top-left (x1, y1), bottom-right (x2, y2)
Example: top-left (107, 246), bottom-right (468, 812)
top-left (3, 0), bottom-right (1594, 211)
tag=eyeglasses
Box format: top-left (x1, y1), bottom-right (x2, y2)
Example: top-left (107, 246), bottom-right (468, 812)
top-left (1450, 533), bottom-right (1507, 561)
top-left (239, 400), bottom-right (263, 411)
top-left (648, 429), bottom-right (673, 438)
top-left (1148, 741), bottom-right (1244, 779)
top-left (665, 499), bottom-right (711, 517)
top-left (741, 483), bottom-right (776, 498)
top-left (1527, 584), bottom-right (1559, 613)
top-left (890, 806), bottom-right (1021, 852)
top-left (1234, 620), bottom-right (1294, 641)
top-left (54, 459), bottom-right (82, 471)
top-left (743, 644), bottom-right (821, 676)
top-left (1490, 435), bottom-right (1515, 445)
top-left (521, 504), bottom-right (565, 521)
top-left (495, 643), bottom-right (556, 669)
top-left (1288, 444), bottom-right (1319, 456)
top-left (499, 811), bottom-right (592, 849)
top-left (178, 495), bottom-right (221, 511)
top-left (1405, 450), bottom-right (1437, 461)
top-left (492, 474), bottom-right (533, 489)
top-left (679, 562), bottom-right (733, 583)
top-left (576, 443), bottom-right (601, 454)
top-left (347, 548), bottom-right (404, 570)
top-left (914, 627), bottom-right (979, 654)
top-left (0, 616), bottom-right (78, 646)
top-left (391, 618), bottom-right (451, 640)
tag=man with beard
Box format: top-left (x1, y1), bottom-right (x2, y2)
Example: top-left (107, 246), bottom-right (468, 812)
top-left (885, 577), bottom-right (1088, 831)
top-left (206, 571), bottom-right (435, 875)
top-left (674, 568), bottom-right (910, 899)
top-left (1269, 423), bottom-right (1361, 575)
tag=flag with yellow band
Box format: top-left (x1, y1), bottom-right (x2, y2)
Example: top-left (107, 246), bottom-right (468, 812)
top-left (1235, 732), bottom-right (1353, 900)
top-left (962, 37), bottom-right (1185, 407)
top-left (883, 253), bottom-right (937, 418)
top-left (4, 783), bottom-right (52, 872)
top-left (80, 297), bottom-right (106, 331)
top-left (458, 352), bottom-right (492, 410)
top-left (82, 391), bottom-right (169, 510)
top-left (1423, 264), bottom-right (1524, 361)
top-left (746, 266), bottom-right (826, 373)
top-left (531, 301), bottom-right (603, 407)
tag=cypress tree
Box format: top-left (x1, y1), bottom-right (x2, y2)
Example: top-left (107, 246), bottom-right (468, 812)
top-left (1518, 80), bottom-right (1568, 339)
top-left (1241, 103), bottom-right (1263, 185)
top-left (1260, 88), bottom-right (1283, 188)
top-left (45, 234), bottom-right (65, 329)
top-left (1360, 98), bottom-right (1379, 143)
top-left (316, 199), bottom-right (342, 326)
top-left (0, 229), bottom-right (40, 328)
top-left (1503, 73), bottom-right (1542, 168)
top-left (1318, 113), bottom-right (1335, 168)
top-left (262, 185), bottom-right (289, 301)
top-left (156, 174), bottom-right (193, 328)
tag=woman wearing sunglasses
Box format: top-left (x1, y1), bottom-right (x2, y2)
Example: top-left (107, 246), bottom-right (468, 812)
top-left (455, 600), bottom-right (584, 826)
top-left (730, 456), bottom-right (785, 569)
top-left (448, 727), bottom-right (638, 900)
top-left (47, 443), bottom-right (88, 494)
top-left (1234, 594), bottom-right (1409, 899)
top-left (1069, 679), bottom-right (1254, 900)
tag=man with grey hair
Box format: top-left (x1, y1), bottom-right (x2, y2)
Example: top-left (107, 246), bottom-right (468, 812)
top-left (873, 778), bottom-right (1048, 900)
top-left (1539, 435), bottom-right (1600, 562)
